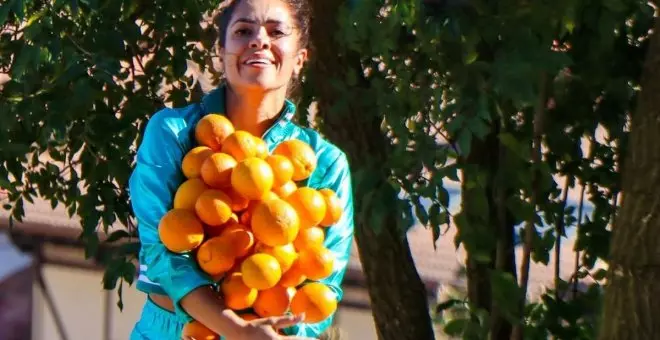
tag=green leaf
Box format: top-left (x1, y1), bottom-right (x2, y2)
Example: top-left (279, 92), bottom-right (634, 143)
top-left (592, 268), bottom-right (608, 281)
top-left (116, 279), bottom-right (124, 311)
top-left (443, 318), bottom-right (469, 336)
top-left (0, 0), bottom-right (15, 27)
top-left (490, 270), bottom-right (523, 322)
top-left (10, 0), bottom-right (23, 20)
top-left (499, 132), bottom-right (530, 160)
top-left (436, 298), bottom-right (461, 313)
top-left (457, 130), bottom-right (472, 157)
top-left (429, 203), bottom-right (442, 246)
top-left (104, 229), bottom-right (131, 243)
top-left (467, 117), bottom-right (490, 140)
top-left (11, 44), bottom-right (40, 79)
top-left (413, 196), bottom-right (428, 225)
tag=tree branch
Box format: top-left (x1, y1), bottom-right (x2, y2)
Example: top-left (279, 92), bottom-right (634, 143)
top-left (513, 72), bottom-right (548, 340)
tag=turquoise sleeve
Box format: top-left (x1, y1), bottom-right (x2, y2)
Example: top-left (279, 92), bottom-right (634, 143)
top-left (129, 109), bottom-right (215, 322)
top-left (285, 152), bottom-right (356, 337)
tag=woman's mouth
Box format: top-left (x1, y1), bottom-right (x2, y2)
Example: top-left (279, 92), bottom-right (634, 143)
top-left (243, 57), bottom-right (275, 68)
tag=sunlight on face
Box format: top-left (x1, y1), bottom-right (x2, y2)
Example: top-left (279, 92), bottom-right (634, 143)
top-left (221, 0), bottom-right (307, 93)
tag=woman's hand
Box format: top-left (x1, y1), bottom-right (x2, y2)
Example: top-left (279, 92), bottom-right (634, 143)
top-left (181, 314), bottom-right (316, 340)
top-left (232, 314), bottom-right (317, 340)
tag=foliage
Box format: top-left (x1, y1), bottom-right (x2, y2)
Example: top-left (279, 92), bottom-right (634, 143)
top-left (0, 0), bottom-right (222, 308)
top-left (0, 0), bottom-right (654, 338)
top-left (301, 0), bottom-right (652, 338)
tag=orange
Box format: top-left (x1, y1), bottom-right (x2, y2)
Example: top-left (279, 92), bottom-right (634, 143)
top-left (181, 146), bottom-right (214, 179)
top-left (240, 253), bottom-right (282, 290)
top-left (272, 139), bottom-right (317, 181)
top-left (278, 257), bottom-right (306, 288)
top-left (221, 272), bottom-right (258, 310)
top-left (158, 209), bottom-right (205, 253)
top-left (204, 216), bottom-right (238, 238)
top-left (200, 152), bottom-right (237, 189)
top-left (225, 187), bottom-right (250, 212)
top-left (285, 187), bottom-right (327, 229)
top-left (225, 261), bottom-right (243, 278)
top-left (240, 313), bottom-right (260, 321)
top-left (228, 213), bottom-right (240, 225)
top-left (290, 282), bottom-right (338, 324)
top-left (273, 180), bottom-right (297, 199)
top-left (239, 199), bottom-right (268, 226)
top-left (204, 223), bottom-right (223, 239)
top-left (253, 285), bottom-right (292, 318)
top-left (231, 157), bottom-right (274, 200)
top-left (181, 320), bottom-right (218, 339)
top-left (254, 137), bottom-right (269, 159)
top-left (286, 287), bottom-right (297, 299)
top-left (173, 178), bottom-right (208, 211)
top-left (195, 114), bottom-right (235, 151)
top-left (221, 131), bottom-right (259, 162)
top-left (240, 201), bottom-right (258, 225)
top-left (298, 246), bottom-right (334, 280)
top-left (265, 155), bottom-right (294, 187)
top-left (254, 243), bottom-right (297, 273)
top-left (318, 188), bottom-right (343, 227)
top-left (251, 199), bottom-right (300, 247)
top-left (293, 226), bottom-right (325, 252)
top-left (195, 189), bottom-right (234, 226)
top-left (262, 191), bottom-right (280, 202)
top-left (220, 223), bottom-right (255, 258)
top-left (196, 236), bottom-right (236, 276)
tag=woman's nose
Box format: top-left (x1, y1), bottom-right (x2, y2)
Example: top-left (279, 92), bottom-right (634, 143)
top-left (249, 27), bottom-right (270, 49)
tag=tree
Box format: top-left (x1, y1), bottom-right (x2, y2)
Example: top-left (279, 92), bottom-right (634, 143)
top-left (1, 1), bottom-right (656, 340)
top-left (301, 1), bottom-right (653, 339)
top-left (0, 0), bottom-right (223, 304)
top-left (303, 1), bottom-right (437, 339)
top-left (598, 15), bottom-right (660, 340)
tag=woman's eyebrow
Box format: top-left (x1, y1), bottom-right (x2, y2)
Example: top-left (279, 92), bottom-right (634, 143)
top-left (232, 18), bottom-right (286, 26)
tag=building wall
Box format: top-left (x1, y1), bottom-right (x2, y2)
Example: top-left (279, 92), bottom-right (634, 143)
top-left (31, 264), bottom-right (378, 340)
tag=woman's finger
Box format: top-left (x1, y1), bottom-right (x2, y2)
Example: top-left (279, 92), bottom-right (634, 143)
top-left (265, 313), bottom-right (305, 329)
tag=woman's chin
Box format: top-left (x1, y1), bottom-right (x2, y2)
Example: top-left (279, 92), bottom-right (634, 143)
top-left (232, 75), bottom-right (285, 93)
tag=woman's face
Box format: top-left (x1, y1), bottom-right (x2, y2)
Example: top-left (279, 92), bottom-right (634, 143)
top-left (220, 0), bottom-right (307, 93)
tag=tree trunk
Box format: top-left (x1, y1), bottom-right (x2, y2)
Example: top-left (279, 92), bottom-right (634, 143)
top-left (306, 1), bottom-right (436, 339)
top-left (356, 213), bottom-right (438, 339)
top-left (463, 131), bottom-right (516, 340)
top-left (598, 18), bottom-right (660, 340)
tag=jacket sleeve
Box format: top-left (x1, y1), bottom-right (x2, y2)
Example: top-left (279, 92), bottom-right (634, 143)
top-left (285, 152), bottom-right (355, 337)
top-left (129, 109), bottom-right (215, 322)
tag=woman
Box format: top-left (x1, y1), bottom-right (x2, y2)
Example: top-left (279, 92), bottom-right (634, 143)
top-left (127, 0), bottom-right (354, 339)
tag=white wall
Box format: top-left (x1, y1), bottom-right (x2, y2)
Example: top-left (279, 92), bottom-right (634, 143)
top-left (31, 264), bottom-right (145, 340)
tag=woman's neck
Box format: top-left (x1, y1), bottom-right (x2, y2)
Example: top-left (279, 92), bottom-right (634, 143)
top-left (225, 85), bottom-right (287, 138)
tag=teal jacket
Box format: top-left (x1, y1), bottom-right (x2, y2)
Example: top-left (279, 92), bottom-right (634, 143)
top-left (128, 84), bottom-right (355, 337)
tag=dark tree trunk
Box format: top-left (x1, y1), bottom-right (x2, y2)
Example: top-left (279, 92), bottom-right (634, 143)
top-left (463, 130), bottom-right (516, 340)
top-left (599, 18), bottom-right (660, 340)
top-left (306, 1), bottom-right (436, 339)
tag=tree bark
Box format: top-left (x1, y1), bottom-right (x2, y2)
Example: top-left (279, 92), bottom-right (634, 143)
top-left (463, 130), bottom-right (516, 340)
top-left (598, 18), bottom-right (660, 340)
top-left (306, 1), bottom-right (436, 339)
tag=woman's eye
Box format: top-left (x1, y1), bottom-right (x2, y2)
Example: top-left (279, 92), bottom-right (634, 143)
top-left (235, 28), bottom-right (252, 36)
top-left (271, 30), bottom-right (286, 37)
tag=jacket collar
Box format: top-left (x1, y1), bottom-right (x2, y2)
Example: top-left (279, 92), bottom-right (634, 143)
top-left (199, 83), bottom-right (297, 141)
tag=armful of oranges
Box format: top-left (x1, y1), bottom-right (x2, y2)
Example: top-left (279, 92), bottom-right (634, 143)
top-left (157, 114), bottom-right (345, 339)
